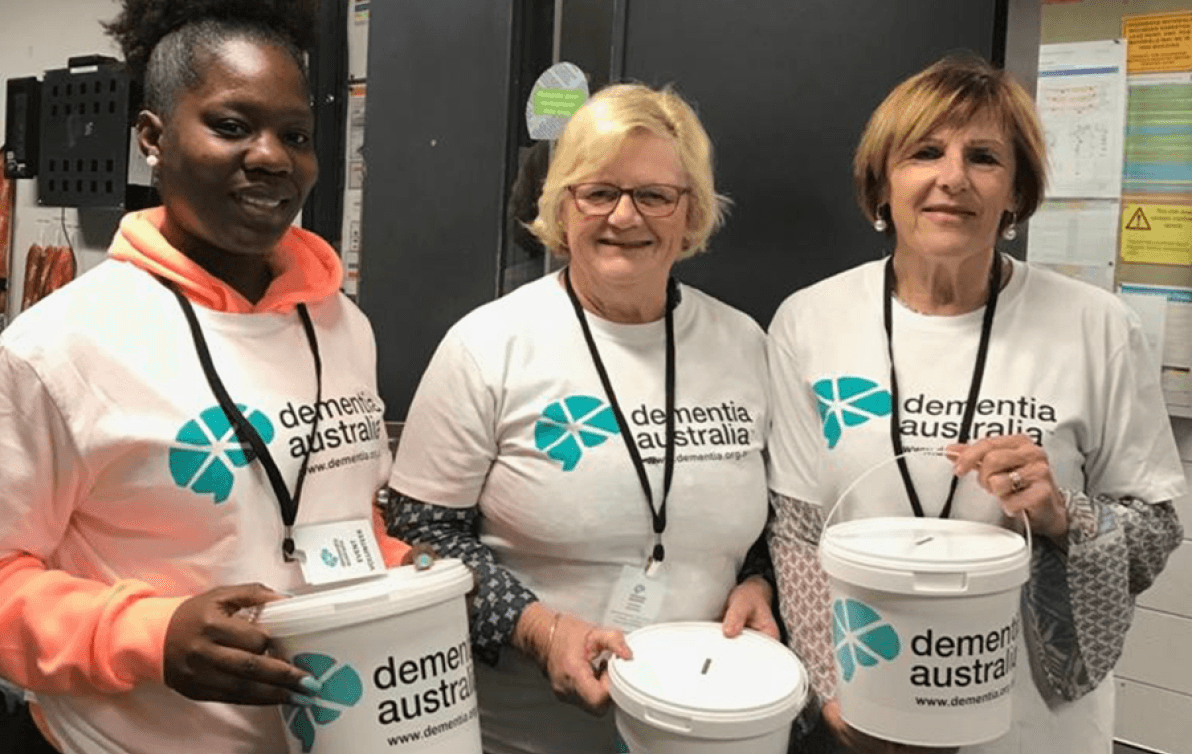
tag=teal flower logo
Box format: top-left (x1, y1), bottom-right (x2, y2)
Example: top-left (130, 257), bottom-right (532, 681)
top-left (812, 377), bottom-right (891, 449)
top-left (284, 653), bottom-right (363, 753)
top-left (534, 395), bottom-right (620, 471)
top-left (833, 598), bottom-right (900, 682)
top-left (321, 549), bottom-right (338, 567)
top-left (169, 405), bottom-right (274, 503)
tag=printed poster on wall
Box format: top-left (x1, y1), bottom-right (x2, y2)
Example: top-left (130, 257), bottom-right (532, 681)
top-left (1123, 11), bottom-right (1192, 74)
top-left (1037, 40), bottom-right (1127, 199)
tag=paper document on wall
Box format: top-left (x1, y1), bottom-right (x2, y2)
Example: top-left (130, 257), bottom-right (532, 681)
top-left (1119, 283), bottom-right (1192, 413)
top-left (1037, 41), bottom-right (1128, 199)
top-left (1027, 199), bottom-right (1119, 289)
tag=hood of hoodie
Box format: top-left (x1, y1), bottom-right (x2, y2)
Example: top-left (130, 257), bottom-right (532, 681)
top-left (108, 206), bottom-right (342, 314)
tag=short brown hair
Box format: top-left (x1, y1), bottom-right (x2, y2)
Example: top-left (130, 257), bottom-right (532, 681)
top-left (530, 83), bottom-right (729, 258)
top-left (854, 54), bottom-right (1047, 230)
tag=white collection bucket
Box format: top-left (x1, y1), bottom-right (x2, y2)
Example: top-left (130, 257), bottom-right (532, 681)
top-left (609, 621), bottom-right (808, 754)
top-left (257, 560), bottom-right (480, 754)
top-left (820, 516), bottom-right (1029, 747)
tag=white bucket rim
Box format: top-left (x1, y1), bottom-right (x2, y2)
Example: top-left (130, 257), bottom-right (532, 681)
top-left (257, 559), bottom-right (473, 637)
top-left (821, 518), bottom-right (1029, 595)
top-left (609, 622), bottom-right (808, 740)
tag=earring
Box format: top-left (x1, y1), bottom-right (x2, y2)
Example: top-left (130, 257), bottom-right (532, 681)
top-left (873, 204), bottom-right (889, 232)
top-left (1002, 211), bottom-right (1018, 241)
top-left (146, 154), bottom-right (159, 168)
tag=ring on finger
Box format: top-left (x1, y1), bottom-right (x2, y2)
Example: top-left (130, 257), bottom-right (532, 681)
top-left (1007, 469), bottom-right (1026, 494)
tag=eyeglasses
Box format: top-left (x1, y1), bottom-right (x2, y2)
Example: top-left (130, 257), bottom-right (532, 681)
top-left (568, 183), bottom-right (690, 218)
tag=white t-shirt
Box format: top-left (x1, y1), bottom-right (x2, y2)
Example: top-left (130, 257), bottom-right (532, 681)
top-left (391, 271), bottom-right (770, 754)
top-left (767, 256), bottom-right (1185, 754)
top-left (0, 260), bottom-right (390, 754)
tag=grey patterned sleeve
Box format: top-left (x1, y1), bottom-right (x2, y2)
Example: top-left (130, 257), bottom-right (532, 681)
top-left (1022, 491), bottom-right (1183, 704)
top-left (383, 490), bottom-right (538, 666)
top-left (767, 493), bottom-right (838, 702)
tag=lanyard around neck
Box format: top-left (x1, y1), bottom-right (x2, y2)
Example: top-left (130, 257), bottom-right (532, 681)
top-left (883, 252), bottom-right (1002, 519)
top-left (563, 267), bottom-right (676, 565)
top-left (164, 281), bottom-right (323, 561)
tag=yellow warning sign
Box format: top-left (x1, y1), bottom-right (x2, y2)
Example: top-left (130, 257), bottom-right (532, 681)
top-left (1121, 203), bottom-right (1192, 265)
top-left (1123, 12), bottom-right (1192, 74)
top-left (1126, 207), bottom-right (1152, 230)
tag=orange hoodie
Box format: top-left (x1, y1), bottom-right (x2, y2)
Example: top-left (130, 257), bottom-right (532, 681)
top-left (0, 209), bottom-right (406, 709)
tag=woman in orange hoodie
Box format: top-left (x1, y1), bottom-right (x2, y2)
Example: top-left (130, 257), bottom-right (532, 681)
top-left (0, 2), bottom-right (400, 752)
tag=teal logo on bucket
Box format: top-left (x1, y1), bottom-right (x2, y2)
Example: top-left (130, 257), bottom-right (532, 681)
top-left (284, 653), bottom-right (364, 753)
top-left (833, 598), bottom-right (901, 682)
top-left (321, 548), bottom-right (338, 567)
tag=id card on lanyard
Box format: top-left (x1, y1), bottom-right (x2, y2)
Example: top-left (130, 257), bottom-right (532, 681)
top-left (165, 282), bottom-right (384, 585)
top-left (563, 268), bottom-right (676, 631)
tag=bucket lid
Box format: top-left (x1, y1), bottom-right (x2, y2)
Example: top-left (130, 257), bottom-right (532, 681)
top-left (257, 559), bottom-right (472, 637)
top-left (820, 518), bottom-right (1029, 595)
top-left (609, 622), bottom-right (807, 740)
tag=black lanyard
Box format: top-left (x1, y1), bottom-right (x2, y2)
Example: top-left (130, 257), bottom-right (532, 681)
top-left (563, 267), bottom-right (676, 565)
top-left (164, 282), bottom-right (323, 561)
top-left (883, 252), bottom-right (1001, 519)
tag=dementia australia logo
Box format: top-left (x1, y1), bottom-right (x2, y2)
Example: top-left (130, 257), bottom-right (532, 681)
top-left (168, 405), bottom-right (273, 503)
top-left (284, 653), bottom-right (364, 753)
top-left (812, 377), bottom-right (891, 449)
top-left (833, 598), bottom-right (900, 682)
top-left (534, 395), bottom-right (620, 471)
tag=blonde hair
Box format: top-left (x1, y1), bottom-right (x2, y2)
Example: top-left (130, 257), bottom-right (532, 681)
top-left (854, 54), bottom-right (1047, 232)
top-left (530, 83), bottom-right (729, 258)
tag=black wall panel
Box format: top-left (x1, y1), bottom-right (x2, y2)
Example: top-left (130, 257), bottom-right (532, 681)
top-left (359, 0), bottom-right (515, 419)
top-left (619, 0), bottom-right (1001, 328)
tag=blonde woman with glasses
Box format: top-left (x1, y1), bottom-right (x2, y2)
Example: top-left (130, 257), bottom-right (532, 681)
top-left (383, 83), bottom-right (778, 754)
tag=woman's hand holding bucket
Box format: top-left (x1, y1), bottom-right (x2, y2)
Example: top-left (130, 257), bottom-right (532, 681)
top-left (721, 575), bottom-right (780, 640)
top-left (514, 601), bottom-right (632, 715)
top-left (823, 699), bottom-right (959, 754)
top-left (947, 436), bottom-right (1068, 541)
top-left (164, 583), bottom-right (320, 706)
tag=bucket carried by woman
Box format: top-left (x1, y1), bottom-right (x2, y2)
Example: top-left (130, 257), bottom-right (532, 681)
top-left (257, 560), bottom-right (481, 754)
top-left (609, 621), bottom-right (808, 754)
top-left (819, 450), bottom-right (1030, 748)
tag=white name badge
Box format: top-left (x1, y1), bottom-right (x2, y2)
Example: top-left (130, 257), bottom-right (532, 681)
top-left (290, 518), bottom-right (387, 586)
top-left (601, 563), bottom-right (668, 633)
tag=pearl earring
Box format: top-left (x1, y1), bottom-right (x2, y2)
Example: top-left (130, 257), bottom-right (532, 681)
top-left (873, 204), bottom-right (889, 233)
top-left (146, 154), bottom-right (159, 168)
top-left (1002, 211), bottom-right (1018, 241)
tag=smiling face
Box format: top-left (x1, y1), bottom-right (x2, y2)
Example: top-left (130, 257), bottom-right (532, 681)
top-left (885, 115), bottom-right (1017, 264)
top-left (139, 37), bottom-right (317, 262)
top-left (563, 129), bottom-right (689, 297)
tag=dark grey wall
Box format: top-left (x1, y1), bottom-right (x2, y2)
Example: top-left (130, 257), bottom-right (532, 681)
top-left (618, 0), bottom-right (1002, 326)
top-left (361, 1), bottom-right (1020, 419)
top-left (358, 0), bottom-right (515, 420)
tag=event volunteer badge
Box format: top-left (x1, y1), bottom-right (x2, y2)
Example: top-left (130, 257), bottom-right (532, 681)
top-left (291, 519), bottom-right (387, 586)
top-left (602, 563), bottom-right (668, 633)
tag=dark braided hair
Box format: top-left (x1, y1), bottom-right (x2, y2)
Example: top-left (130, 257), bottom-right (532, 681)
top-left (104, 0), bottom-right (319, 116)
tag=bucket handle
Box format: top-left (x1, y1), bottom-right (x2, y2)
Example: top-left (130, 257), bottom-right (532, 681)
top-left (818, 449), bottom-right (1031, 557)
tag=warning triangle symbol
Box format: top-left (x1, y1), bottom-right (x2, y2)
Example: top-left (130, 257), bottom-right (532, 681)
top-left (1126, 207), bottom-right (1151, 230)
